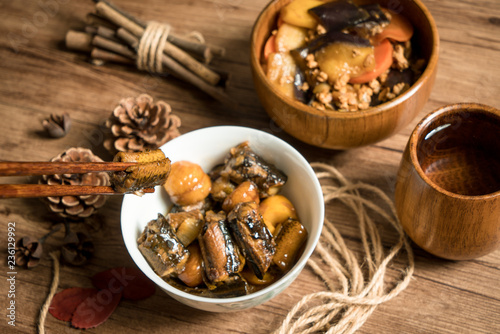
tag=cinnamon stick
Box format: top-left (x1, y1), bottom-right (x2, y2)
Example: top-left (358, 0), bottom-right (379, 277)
top-left (167, 34), bottom-right (225, 60)
top-left (119, 32), bottom-right (236, 107)
top-left (95, 1), bottom-right (221, 86)
top-left (161, 54), bottom-right (235, 107)
top-left (85, 26), bottom-right (98, 35)
top-left (167, 35), bottom-right (212, 63)
top-left (65, 30), bottom-right (133, 65)
top-left (92, 35), bottom-right (136, 59)
top-left (86, 12), bottom-right (119, 30)
top-left (118, 27), bottom-right (221, 85)
top-left (91, 48), bottom-right (135, 65)
top-left (96, 26), bottom-right (119, 42)
top-left (95, 1), bottom-right (143, 37)
top-left (163, 42), bottom-right (220, 85)
top-left (96, 0), bottom-right (223, 62)
top-left (95, 0), bottom-right (146, 28)
top-left (116, 27), bottom-right (139, 49)
top-left (84, 0), bottom-right (233, 104)
top-left (65, 30), bottom-right (92, 52)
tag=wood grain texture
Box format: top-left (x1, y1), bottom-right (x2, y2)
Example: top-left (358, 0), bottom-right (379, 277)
top-left (0, 0), bottom-right (499, 333)
top-left (395, 103), bottom-right (500, 260)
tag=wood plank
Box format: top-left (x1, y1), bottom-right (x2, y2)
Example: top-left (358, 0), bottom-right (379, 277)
top-left (0, 0), bottom-right (499, 333)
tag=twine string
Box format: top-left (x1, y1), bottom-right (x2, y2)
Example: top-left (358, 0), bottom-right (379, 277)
top-left (274, 162), bottom-right (415, 334)
top-left (38, 251), bottom-right (60, 334)
top-left (185, 30), bottom-right (206, 44)
top-left (137, 21), bottom-right (171, 73)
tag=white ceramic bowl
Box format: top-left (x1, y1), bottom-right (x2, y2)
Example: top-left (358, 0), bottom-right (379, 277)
top-left (121, 126), bottom-right (324, 312)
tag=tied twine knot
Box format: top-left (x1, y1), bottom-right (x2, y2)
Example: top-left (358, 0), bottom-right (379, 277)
top-left (137, 21), bottom-right (171, 73)
top-left (274, 163), bottom-right (415, 334)
top-left (136, 22), bottom-right (206, 73)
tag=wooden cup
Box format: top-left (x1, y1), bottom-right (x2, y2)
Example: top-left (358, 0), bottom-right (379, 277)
top-left (395, 103), bottom-right (500, 260)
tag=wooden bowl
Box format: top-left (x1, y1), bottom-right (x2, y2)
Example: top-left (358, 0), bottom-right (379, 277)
top-left (250, 0), bottom-right (439, 149)
top-left (395, 103), bottom-right (500, 260)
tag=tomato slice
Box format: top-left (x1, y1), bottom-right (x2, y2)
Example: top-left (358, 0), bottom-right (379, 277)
top-left (349, 39), bottom-right (393, 84)
top-left (372, 9), bottom-right (414, 44)
top-left (263, 34), bottom-right (277, 61)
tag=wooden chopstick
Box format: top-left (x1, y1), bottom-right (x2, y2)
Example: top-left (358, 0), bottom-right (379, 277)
top-left (0, 184), bottom-right (154, 198)
top-left (0, 161), bottom-right (136, 176)
top-left (0, 161), bottom-right (155, 198)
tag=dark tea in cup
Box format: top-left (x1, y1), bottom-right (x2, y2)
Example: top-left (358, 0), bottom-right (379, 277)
top-left (417, 111), bottom-right (500, 196)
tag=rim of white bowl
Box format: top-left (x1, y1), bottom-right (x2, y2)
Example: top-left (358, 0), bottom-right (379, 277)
top-left (121, 125), bottom-right (325, 305)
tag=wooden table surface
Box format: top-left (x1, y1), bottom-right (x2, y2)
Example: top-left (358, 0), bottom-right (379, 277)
top-left (1, 0), bottom-right (499, 333)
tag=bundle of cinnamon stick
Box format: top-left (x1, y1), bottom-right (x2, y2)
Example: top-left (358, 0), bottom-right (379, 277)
top-left (65, 0), bottom-right (233, 106)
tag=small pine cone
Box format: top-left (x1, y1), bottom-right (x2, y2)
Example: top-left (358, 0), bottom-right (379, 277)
top-left (40, 147), bottom-right (110, 219)
top-left (15, 236), bottom-right (43, 269)
top-left (103, 94), bottom-right (181, 154)
top-left (61, 231), bottom-right (94, 266)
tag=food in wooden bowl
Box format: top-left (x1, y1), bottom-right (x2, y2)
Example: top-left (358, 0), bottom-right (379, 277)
top-left (250, 0), bottom-right (439, 149)
top-left (121, 126), bottom-right (324, 311)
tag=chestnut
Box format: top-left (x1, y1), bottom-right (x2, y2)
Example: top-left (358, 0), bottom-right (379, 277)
top-left (259, 195), bottom-right (298, 234)
top-left (164, 161), bottom-right (212, 206)
top-left (222, 181), bottom-right (260, 212)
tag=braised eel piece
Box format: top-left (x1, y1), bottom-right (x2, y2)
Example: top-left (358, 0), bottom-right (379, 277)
top-left (273, 218), bottom-right (308, 272)
top-left (221, 141), bottom-right (287, 198)
top-left (110, 149), bottom-right (171, 193)
top-left (138, 213), bottom-right (189, 277)
top-left (164, 274), bottom-right (250, 298)
top-left (198, 210), bottom-right (245, 286)
top-left (227, 202), bottom-right (276, 279)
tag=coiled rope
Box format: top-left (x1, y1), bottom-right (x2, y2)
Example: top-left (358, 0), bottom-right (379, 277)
top-left (274, 162), bottom-right (414, 334)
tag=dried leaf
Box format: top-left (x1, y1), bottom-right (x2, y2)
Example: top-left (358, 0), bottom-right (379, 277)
top-left (91, 267), bottom-right (155, 300)
top-left (49, 287), bottom-right (98, 322)
top-left (71, 289), bottom-right (122, 329)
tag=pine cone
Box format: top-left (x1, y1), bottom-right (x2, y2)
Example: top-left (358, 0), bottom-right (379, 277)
top-left (41, 147), bottom-right (109, 219)
top-left (61, 231), bottom-right (94, 266)
top-left (103, 94), bottom-right (181, 154)
top-left (15, 236), bottom-right (43, 269)
top-left (42, 112), bottom-right (71, 138)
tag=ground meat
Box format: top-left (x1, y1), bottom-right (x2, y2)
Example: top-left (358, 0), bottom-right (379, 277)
top-left (368, 79), bottom-right (381, 94)
top-left (393, 44), bottom-right (409, 70)
top-left (296, 38), bottom-right (418, 112)
top-left (316, 71), bottom-right (328, 83)
top-left (306, 53), bottom-right (318, 69)
top-left (317, 89), bottom-right (333, 105)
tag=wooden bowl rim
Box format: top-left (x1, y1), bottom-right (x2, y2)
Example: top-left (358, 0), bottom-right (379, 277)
top-left (250, 0), bottom-right (440, 120)
top-left (408, 102), bottom-right (500, 200)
